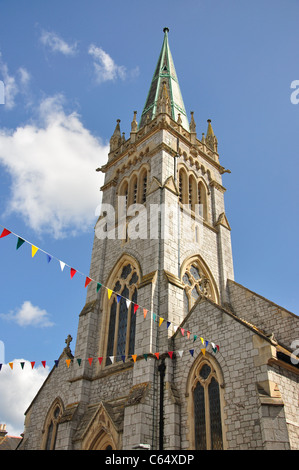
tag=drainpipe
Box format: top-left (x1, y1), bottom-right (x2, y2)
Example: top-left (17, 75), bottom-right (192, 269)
top-left (158, 359), bottom-right (166, 450)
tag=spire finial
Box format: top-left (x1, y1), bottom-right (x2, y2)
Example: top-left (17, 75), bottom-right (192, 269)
top-left (163, 27), bottom-right (169, 34)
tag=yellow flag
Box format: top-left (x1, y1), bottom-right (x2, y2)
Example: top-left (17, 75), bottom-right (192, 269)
top-left (65, 359), bottom-right (71, 368)
top-left (32, 245), bottom-right (39, 257)
top-left (159, 317), bottom-right (164, 327)
top-left (9, 362), bottom-right (13, 369)
top-left (107, 288), bottom-right (113, 299)
top-left (200, 337), bottom-right (204, 344)
top-left (131, 355), bottom-right (137, 363)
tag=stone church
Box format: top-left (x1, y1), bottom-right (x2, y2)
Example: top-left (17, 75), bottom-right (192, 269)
top-left (18, 28), bottom-right (298, 451)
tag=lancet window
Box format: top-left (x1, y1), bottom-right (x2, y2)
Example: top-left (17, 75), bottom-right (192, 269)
top-left (178, 167), bottom-right (208, 221)
top-left (192, 361), bottom-right (223, 450)
top-left (42, 399), bottom-right (63, 450)
top-left (106, 262), bottom-right (139, 364)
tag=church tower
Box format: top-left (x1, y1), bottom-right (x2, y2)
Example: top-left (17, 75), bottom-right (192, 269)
top-left (20, 27), bottom-right (299, 452)
top-left (69, 27), bottom-right (234, 450)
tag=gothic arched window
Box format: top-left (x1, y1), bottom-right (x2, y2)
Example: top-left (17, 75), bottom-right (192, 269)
top-left (191, 360), bottom-right (224, 450)
top-left (182, 260), bottom-right (213, 310)
top-left (42, 399), bottom-right (63, 450)
top-left (106, 262), bottom-right (139, 364)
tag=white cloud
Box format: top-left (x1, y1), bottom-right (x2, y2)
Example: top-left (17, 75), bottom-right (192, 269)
top-left (0, 52), bottom-right (30, 110)
top-left (0, 94), bottom-right (108, 238)
top-left (40, 30), bottom-right (78, 56)
top-left (0, 360), bottom-right (49, 436)
top-left (88, 44), bottom-right (127, 83)
top-left (0, 301), bottom-right (54, 328)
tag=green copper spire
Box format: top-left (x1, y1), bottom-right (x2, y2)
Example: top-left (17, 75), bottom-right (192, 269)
top-left (139, 27), bottom-right (189, 131)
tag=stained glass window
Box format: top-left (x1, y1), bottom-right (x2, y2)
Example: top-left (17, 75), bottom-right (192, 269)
top-left (106, 263), bottom-right (139, 364)
top-left (193, 362), bottom-right (223, 450)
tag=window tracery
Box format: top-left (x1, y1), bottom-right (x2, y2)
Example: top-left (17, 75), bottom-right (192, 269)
top-left (182, 259), bottom-right (214, 310)
top-left (105, 262), bottom-right (139, 364)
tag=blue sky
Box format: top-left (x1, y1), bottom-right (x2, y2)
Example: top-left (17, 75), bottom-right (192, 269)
top-left (0, 0), bottom-right (298, 435)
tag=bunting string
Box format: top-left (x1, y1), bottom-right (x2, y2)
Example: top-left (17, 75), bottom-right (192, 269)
top-left (0, 343), bottom-right (220, 372)
top-left (0, 224), bottom-right (220, 362)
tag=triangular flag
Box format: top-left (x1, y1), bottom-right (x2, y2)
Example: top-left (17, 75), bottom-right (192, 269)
top-left (189, 349), bottom-right (194, 357)
top-left (200, 337), bottom-right (204, 344)
top-left (109, 356), bottom-right (115, 364)
top-left (107, 288), bottom-right (113, 299)
top-left (168, 351), bottom-right (173, 359)
top-left (85, 277), bottom-right (92, 288)
top-left (97, 283), bottom-right (102, 292)
top-left (16, 237), bottom-right (25, 250)
top-left (66, 359), bottom-right (71, 368)
top-left (193, 335), bottom-right (198, 342)
top-left (153, 313), bottom-right (157, 321)
top-left (173, 325), bottom-right (178, 333)
top-left (0, 364), bottom-right (2, 371)
top-left (159, 317), bottom-right (164, 327)
top-left (41, 361), bottom-right (46, 368)
top-left (70, 268), bottom-right (77, 279)
top-left (154, 352), bottom-right (159, 360)
top-left (131, 354), bottom-right (137, 363)
top-left (20, 362), bottom-right (25, 369)
top-left (205, 340), bottom-right (209, 347)
top-left (46, 254), bottom-right (52, 263)
top-left (116, 294), bottom-right (121, 303)
top-left (143, 309), bottom-right (148, 319)
top-left (77, 358), bottom-right (82, 366)
top-left (133, 304), bottom-right (139, 314)
top-left (126, 299), bottom-right (131, 309)
top-left (143, 354), bottom-right (148, 361)
top-left (181, 328), bottom-right (185, 336)
top-left (54, 360), bottom-right (59, 367)
top-left (98, 357), bottom-right (103, 365)
top-left (9, 362), bottom-right (13, 369)
top-left (216, 345), bottom-right (220, 352)
top-left (178, 350), bottom-right (184, 358)
top-left (31, 245), bottom-right (39, 258)
top-left (201, 348), bottom-right (206, 356)
top-left (187, 331), bottom-right (191, 339)
top-left (31, 361), bottom-right (35, 369)
top-left (59, 261), bottom-right (66, 271)
top-left (121, 355), bottom-right (126, 363)
top-left (0, 228), bottom-right (11, 238)
top-left (166, 321), bottom-right (171, 329)
top-left (88, 358), bottom-right (93, 366)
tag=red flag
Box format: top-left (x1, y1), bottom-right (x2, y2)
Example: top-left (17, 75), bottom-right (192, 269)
top-left (154, 352), bottom-right (160, 360)
top-left (133, 304), bottom-right (139, 314)
top-left (70, 268), bottom-right (77, 279)
top-left (181, 328), bottom-right (185, 336)
top-left (41, 361), bottom-right (46, 368)
top-left (88, 357), bottom-right (93, 366)
top-left (85, 277), bottom-right (92, 288)
top-left (0, 228), bottom-right (11, 238)
top-left (98, 357), bottom-right (103, 365)
top-left (168, 351), bottom-right (173, 359)
top-left (31, 361), bottom-right (35, 369)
